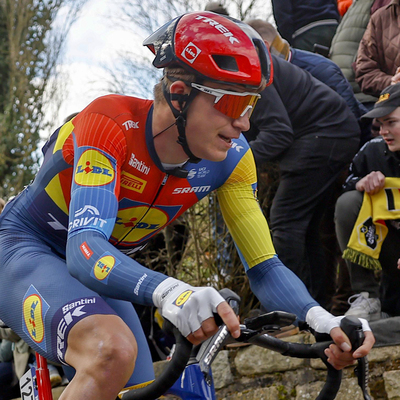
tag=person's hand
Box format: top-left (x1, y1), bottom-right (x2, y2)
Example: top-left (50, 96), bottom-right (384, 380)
top-left (391, 67), bottom-right (400, 85)
top-left (152, 277), bottom-right (240, 345)
top-left (397, 258), bottom-right (400, 269)
top-left (306, 306), bottom-right (375, 369)
top-left (325, 327), bottom-right (375, 370)
top-left (355, 171), bottom-right (385, 194)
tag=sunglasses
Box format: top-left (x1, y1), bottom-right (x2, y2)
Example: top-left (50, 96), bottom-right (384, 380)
top-left (190, 82), bottom-right (261, 120)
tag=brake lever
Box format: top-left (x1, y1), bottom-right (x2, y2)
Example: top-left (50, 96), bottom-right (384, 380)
top-left (340, 316), bottom-right (371, 400)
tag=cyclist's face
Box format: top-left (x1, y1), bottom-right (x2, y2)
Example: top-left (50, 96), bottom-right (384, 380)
top-left (185, 82), bottom-right (253, 162)
top-left (377, 107), bottom-right (400, 152)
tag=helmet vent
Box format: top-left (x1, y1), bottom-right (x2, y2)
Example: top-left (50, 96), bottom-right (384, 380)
top-left (212, 55), bottom-right (239, 72)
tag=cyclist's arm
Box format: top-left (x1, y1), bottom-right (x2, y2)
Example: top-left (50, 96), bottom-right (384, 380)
top-left (217, 160), bottom-right (375, 362)
top-left (217, 149), bottom-right (318, 321)
top-left (67, 230), bottom-right (166, 305)
top-left (65, 113), bottom-right (168, 305)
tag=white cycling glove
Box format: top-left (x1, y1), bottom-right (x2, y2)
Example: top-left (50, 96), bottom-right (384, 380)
top-left (152, 277), bottom-right (225, 337)
top-left (306, 306), bottom-right (371, 335)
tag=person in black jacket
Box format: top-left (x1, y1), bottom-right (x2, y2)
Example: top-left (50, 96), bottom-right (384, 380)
top-left (244, 54), bottom-right (360, 308)
top-left (271, 0), bottom-right (339, 52)
top-left (335, 83), bottom-right (400, 320)
top-left (247, 19), bottom-right (372, 146)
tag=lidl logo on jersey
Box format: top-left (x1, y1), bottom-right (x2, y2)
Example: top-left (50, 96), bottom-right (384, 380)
top-left (75, 149), bottom-right (115, 186)
top-left (174, 290), bottom-right (193, 308)
top-left (91, 253), bottom-right (121, 283)
top-left (120, 171), bottom-right (147, 193)
top-left (113, 206), bottom-right (169, 243)
top-left (22, 285), bottom-right (50, 351)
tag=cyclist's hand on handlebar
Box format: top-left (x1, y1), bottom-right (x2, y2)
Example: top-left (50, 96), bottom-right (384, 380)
top-left (187, 301), bottom-right (240, 345)
top-left (152, 277), bottom-right (240, 345)
top-left (306, 306), bottom-right (375, 369)
top-left (325, 327), bottom-right (375, 370)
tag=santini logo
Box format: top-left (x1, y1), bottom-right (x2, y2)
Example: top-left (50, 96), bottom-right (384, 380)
top-left (129, 153), bottom-right (150, 175)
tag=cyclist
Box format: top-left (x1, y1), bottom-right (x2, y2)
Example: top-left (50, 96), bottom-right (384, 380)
top-left (0, 12), bottom-right (374, 400)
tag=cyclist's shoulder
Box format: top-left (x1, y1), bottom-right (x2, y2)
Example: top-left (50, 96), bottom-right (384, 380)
top-left (76, 94), bottom-right (153, 125)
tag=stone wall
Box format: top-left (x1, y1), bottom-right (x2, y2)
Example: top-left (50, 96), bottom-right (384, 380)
top-left (207, 332), bottom-right (400, 400)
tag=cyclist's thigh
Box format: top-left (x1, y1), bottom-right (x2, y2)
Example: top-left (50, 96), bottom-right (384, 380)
top-left (62, 299), bottom-right (155, 386)
top-left (0, 232), bottom-right (118, 364)
top-left (105, 298), bottom-right (155, 386)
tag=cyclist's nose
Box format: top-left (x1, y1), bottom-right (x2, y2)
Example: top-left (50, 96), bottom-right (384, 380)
top-left (233, 114), bottom-right (250, 131)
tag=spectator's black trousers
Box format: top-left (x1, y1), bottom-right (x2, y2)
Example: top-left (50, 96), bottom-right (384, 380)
top-left (270, 135), bottom-right (359, 308)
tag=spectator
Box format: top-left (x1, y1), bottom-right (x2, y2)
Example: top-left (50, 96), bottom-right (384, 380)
top-left (244, 53), bottom-right (360, 309)
top-left (271, 0), bottom-right (340, 52)
top-left (335, 83), bottom-right (400, 320)
top-left (247, 19), bottom-right (368, 124)
top-left (329, 0), bottom-right (378, 111)
top-left (370, 0), bottom-right (392, 15)
top-left (204, 1), bottom-right (229, 15)
top-left (338, 0), bottom-right (353, 16)
top-left (354, 0), bottom-right (400, 99)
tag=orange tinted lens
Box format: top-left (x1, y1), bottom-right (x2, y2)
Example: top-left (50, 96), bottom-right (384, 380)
top-left (213, 94), bottom-right (260, 119)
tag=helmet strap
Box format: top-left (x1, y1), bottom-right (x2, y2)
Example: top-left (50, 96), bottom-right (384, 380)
top-left (162, 81), bottom-right (201, 164)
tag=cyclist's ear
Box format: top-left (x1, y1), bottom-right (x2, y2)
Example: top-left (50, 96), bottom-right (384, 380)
top-left (170, 81), bottom-right (189, 111)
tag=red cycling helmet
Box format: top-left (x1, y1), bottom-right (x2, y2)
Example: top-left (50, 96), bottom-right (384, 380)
top-left (143, 11), bottom-right (273, 89)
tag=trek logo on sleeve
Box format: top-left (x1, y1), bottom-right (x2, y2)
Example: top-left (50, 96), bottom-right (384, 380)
top-left (122, 120), bottom-right (139, 130)
top-left (80, 242), bottom-right (93, 259)
top-left (75, 149), bottom-right (115, 186)
top-left (22, 285), bottom-right (50, 351)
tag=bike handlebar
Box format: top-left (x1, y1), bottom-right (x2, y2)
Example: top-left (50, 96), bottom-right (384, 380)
top-left (121, 309), bottom-right (369, 400)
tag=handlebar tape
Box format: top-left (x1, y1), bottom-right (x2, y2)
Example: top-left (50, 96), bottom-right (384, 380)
top-left (121, 327), bottom-right (192, 400)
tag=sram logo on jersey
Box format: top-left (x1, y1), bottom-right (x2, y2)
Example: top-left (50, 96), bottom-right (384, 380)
top-left (22, 285), bottom-right (50, 351)
top-left (75, 149), bottom-right (115, 186)
top-left (121, 171), bottom-right (147, 193)
top-left (69, 205), bottom-right (107, 232)
top-left (195, 15), bottom-right (239, 44)
top-left (172, 185), bottom-right (211, 194)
